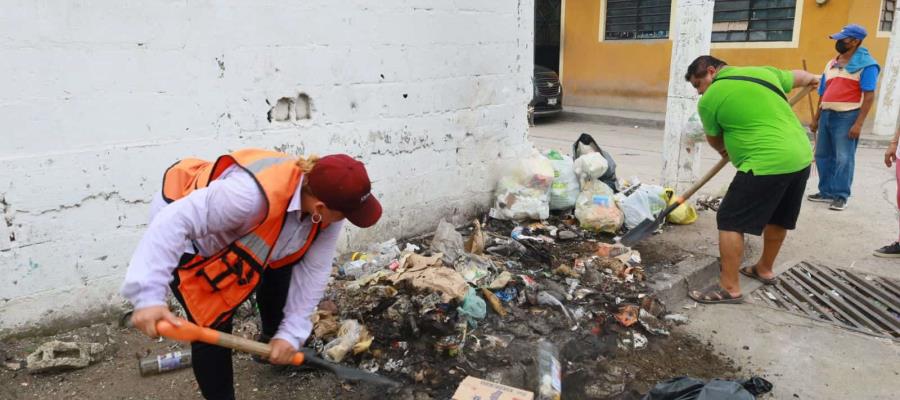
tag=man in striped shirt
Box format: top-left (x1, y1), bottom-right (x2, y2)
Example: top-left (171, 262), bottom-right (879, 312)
top-left (808, 24), bottom-right (881, 211)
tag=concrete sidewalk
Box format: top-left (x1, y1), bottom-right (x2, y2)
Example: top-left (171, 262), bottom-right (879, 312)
top-left (529, 119), bottom-right (900, 400)
top-left (558, 106), bottom-right (892, 148)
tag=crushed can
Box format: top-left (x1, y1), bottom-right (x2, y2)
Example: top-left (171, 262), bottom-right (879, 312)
top-left (139, 349), bottom-right (192, 376)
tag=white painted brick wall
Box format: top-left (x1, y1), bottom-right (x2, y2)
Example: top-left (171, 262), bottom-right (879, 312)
top-left (0, 0), bottom-right (534, 335)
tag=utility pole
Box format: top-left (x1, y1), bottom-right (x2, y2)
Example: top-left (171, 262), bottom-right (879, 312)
top-left (874, 17), bottom-right (900, 137)
top-left (662, 0), bottom-right (715, 190)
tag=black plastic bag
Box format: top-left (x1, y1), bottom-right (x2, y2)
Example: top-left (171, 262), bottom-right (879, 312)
top-left (642, 376), bottom-right (772, 400)
top-left (573, 133), bottom-right (619, 192)
top-left (740, 376), bottom-right (774, 396)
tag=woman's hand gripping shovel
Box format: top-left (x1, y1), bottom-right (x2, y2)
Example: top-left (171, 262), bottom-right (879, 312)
top-left (618, 85), bottom-right (814, 248)
top-left (156, 318), bottom-right (400, 387)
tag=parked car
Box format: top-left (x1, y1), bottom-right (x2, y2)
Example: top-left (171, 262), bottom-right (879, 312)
top-left (530, 65), bottom-right (562, 117)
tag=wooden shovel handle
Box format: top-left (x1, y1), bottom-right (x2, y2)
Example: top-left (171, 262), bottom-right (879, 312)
top-left (672, 157), bottom-right (729, 205)
top-left (788, 85), bottom-right (814, 107)
top-left (157, 318), bottom-right (305, 366)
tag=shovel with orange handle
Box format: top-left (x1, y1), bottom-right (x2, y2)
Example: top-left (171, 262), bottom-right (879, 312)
top-left (156, 318), bottom-right (399, 387)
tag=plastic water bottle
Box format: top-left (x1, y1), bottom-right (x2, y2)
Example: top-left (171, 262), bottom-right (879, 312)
top-left (535, 340), bottom-right (562, 400)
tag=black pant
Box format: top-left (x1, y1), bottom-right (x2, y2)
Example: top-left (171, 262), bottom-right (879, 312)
top-left (717, 166), bottom-right (810, 236)
top-left (176, 262), bottom-right (294, 400)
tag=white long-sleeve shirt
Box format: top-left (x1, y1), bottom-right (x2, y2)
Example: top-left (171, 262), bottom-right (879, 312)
top-left (120, 165), bottom-right (342, 349)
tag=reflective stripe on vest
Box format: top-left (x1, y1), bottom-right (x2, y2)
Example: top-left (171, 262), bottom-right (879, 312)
top-left (237, 232), bottom-right (271, 261)
top-left (246, 156), bottom-right (295, 174)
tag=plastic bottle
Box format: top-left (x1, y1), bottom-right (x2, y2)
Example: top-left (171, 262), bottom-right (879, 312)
top-left (139, 349), bottom-right (192, 376)
top-left (535, 340), bottom-right (562, 400)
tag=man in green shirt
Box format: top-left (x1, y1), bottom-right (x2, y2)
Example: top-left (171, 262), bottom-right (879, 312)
top-left (684, 55), bottom-right (819, 304)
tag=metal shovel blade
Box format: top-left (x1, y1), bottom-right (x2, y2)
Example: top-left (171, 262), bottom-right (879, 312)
top-left (300, 349), bottom-right (400, 387)
top-left (618, 214), bottom-right (664, 248)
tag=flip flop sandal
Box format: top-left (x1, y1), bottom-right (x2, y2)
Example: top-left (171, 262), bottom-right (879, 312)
top-left (740, 266), bottom-right (777, 285)
top-left (688, 287), bottom-right (743, 304)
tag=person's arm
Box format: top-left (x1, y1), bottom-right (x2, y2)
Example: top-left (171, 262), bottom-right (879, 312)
top-left (697, 100), bottom-right (726, 157)
top-left (851, 65), bottom-right (880, 139)
top-left (122, 169), bottom-right (265, 337)
top-left (849, 91), bottom-right (875, 139)
top-left (706, 134), bottom-right (727, 158)
top-left (885, 128), bottom-right (900, 168)
top-left (268, 219), bottom-right (344, 363)
top-left (810, 74), bottom-right (826, 133)
top-left (791, 69), bottom-right (819, 89)
top-left (811, 95), bottom-right (823, 133)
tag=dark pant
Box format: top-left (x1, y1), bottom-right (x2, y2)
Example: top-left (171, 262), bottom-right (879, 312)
top-left (717, 167), bottom-right (810, 236)
top-left (175, 262), bottom-right (294, 400)
top-left (815, 109), bottom-right (861, 201)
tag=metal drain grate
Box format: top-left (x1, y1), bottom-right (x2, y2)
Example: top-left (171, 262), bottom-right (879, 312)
top-left (752, 262), bottom-right (900, 340)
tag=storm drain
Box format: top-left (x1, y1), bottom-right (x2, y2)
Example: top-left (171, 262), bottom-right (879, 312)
top-left (752, 261), bottom-right (900, 340)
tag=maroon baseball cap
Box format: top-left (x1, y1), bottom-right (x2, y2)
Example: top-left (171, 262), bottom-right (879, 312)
top-left (307, 154), bottom-right (382, 228)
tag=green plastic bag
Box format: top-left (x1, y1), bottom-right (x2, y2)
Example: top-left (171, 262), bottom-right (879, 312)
top-left (457, 287), bottom-right (486, 328)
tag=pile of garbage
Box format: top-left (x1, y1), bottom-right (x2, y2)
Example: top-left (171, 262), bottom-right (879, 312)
top-left (491, 134), bottom-right (698, 235)
top-left (305, 215), bottom-right (689, 398)
top-left (295, 138), bottom-right (712, 397)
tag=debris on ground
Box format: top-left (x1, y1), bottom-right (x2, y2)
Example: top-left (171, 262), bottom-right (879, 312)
top-left (642, 376), bottom-right (773, 400)
top-left (489, 151), bottom-right (555, 221)
top-left (0, 145), bottom-right (743, 399)
top-left (294, 208), bottom-right (718, 398)
top-left (452, 376), bottom-right (534, 400)
top-left (138, 350), bottom-right (192, 376)
top-left (695, 195), bottom-right (723, 212)
top-left (662, 314), bottom-right (689, 325)
top-left (547, 149), bottom-right (580, 212)
top-left (26, 341), bottom-right (105, 374)
top-left (535, 340), bottom-right (562, 400)
top-left (662, 188), bottom-right (699, 225)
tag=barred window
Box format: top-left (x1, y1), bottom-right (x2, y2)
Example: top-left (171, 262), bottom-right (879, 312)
top-left (604, 0), bottom-right (672, 41)
top-left (882, 0), bottom-right (896, 32)
top-left (712, 0), bottom-right (797, 43)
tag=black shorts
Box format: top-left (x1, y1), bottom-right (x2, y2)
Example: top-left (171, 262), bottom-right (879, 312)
top-left (717, 166), bottom-right (810, 236)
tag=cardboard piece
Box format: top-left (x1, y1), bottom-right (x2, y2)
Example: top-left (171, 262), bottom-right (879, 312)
top-left (452, 376), bottom-right (534, 400)
top-left (388, 253), bottom-right (468, 302)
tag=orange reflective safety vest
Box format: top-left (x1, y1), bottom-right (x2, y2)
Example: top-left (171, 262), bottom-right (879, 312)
top-left (162, 149), bottom-right (320, 328)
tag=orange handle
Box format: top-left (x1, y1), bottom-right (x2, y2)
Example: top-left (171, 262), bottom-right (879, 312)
top-left (156, 318), bottom-right (305, 366)
top-left (157, 319), bottom-right (220, 343)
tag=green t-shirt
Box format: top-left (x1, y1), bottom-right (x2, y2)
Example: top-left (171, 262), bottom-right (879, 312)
top-left (698, 66), bottom-right (813, 176)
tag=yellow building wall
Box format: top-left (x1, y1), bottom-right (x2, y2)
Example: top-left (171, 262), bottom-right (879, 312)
top-left (562, 0), bottom-right (891, 123)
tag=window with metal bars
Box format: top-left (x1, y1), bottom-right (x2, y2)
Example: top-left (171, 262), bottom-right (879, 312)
top-left (882, 0), bottom-right (896, 32)
top-left (712, 0), bottom-right (797, 43)
top-left (604, 0), bottom-right (671, 40)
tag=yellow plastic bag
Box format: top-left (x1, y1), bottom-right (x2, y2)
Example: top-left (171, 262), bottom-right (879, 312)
top-left (664, 188), bottom-right (698, 225)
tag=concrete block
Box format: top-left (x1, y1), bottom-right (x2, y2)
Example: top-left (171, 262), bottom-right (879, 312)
top-left (26, 340), bottom-right (104, 373)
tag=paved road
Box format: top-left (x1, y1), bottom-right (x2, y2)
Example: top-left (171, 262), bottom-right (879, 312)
top-left (530, 117), bottom-right (900, 400)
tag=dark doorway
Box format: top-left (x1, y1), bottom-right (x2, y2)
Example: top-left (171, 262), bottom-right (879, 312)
top-left (534, 0), bottom-right (561, 73)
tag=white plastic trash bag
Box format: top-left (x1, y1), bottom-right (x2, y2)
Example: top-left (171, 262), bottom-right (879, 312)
top-left (620, 185), bottom-right (668, 229)
top-left (684, 112), bottom-right (707, 145)
top-left (546, 150), bottom-right (579, 211)
top-left (573, 153), bottom-right (609, 189)
top-left (490, 151), bottom-right (555, 221)
top-left (574, 181), bottom-right (623, 233)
